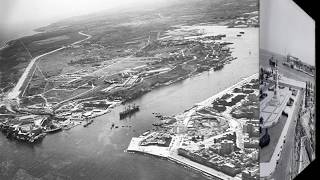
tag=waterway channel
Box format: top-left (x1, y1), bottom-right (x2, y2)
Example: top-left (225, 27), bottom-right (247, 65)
top-left (0, 26), bottom-right (258, 180)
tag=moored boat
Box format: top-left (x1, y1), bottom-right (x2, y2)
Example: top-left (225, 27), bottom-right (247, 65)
top-left (83, 119), bottom-right (93, 127)
top-left (44, 124), bottom-right (62, 133)
top-left (213, 64), bottom-right (224, 71)
top-left (119, 104), bottom-right (140, 119)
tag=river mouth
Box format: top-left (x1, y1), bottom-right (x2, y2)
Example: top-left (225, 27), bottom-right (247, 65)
top-left (0, 26), bottom-right (258, 180)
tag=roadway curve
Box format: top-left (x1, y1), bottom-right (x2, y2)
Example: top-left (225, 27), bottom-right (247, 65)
top-left (6, 31), bottom-right (91, 101)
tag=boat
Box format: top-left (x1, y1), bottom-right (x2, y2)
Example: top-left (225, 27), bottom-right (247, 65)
top-left (44, 124), bottom-right (62, 133)
top-left (119, 104), bottom-right (140, 119)
top-left (111, 122), bottom-right (115, 129)
top-left (28, 133), bottom-right (46, 143)
top-left (0, 122), bottom-right (10, 133)
top-left (152, 122), bottom-right (164, 126)
top-left (15, 132), bottom-right (29, 141)
top-left (155, 114), bottom-right (163, 118)
top-left (213, 63), bottom-right (224, 71)
top-left (142, 131), bottom-right (150, 136)
top-left (83, 119), bottom-right (93, 127)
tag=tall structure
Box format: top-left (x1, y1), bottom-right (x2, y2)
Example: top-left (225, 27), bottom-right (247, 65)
top-left (269, 58), bottom-right (280, 106)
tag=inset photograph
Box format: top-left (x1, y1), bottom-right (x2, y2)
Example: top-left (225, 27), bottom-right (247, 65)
top-left (259, 0), bottom-right (316, 179)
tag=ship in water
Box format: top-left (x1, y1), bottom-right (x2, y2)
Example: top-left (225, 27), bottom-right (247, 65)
top-left (119, 104), bottom-right (140, 119)
top-left (44, 123), bottom-right (62, 133)
top-left (83, 119), bottom-right (93, 127)
top-left (213, 63), bottom-right (224, 71)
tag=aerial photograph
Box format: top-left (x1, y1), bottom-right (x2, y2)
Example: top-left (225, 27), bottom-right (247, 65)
top-left (0, 0), bottom-right (259, 179)
top-left (259, 0), bottom-right (316, 179)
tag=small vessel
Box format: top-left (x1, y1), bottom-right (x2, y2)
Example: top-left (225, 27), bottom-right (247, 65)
top-left (44, 124), bottom-right (62, 133)
top-left (28, 133), bottom-right (46, 143)
top-left (0, 121), bottom-right (10, 133)
top-left (213, 63), bottom-right (224, 71)
top-left (155, 114), bottom-right (163, 118)
top-left (83, 119), bottom-right (93, 127)
top-left (119, 104), bottom-right (140, 119)
top-left (152, 122), bottom-right (164, 126)
top-left (142, 131), bottom-right (150, 136)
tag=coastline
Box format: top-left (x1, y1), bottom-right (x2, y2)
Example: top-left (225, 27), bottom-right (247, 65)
top-left (127, 149), bottom-right (226, 180)
top-left (0, 29), bottom-right (39, 50)
top-left (194, 73), bottom-right (258, 108)
top-left (127, 73), bottom-right (258, 180)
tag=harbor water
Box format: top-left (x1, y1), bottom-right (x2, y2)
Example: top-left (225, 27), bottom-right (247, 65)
top-left (0, 26), bottom-right (258, 180)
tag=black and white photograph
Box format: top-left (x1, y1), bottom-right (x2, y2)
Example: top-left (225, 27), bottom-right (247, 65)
top-left (259, 0), bottom-right (316, 179)
top-left (0, 0), bottom-right (261, 179)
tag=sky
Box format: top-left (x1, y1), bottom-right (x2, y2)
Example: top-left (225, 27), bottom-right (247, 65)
top-left (0, 0), bottom-right (173, 45)
top-left (0, 0), bottom-right (175, 26)
top-left (260, 0), bottom-right (315, 65)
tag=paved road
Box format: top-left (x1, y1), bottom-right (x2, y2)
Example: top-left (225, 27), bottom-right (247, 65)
top-left (6, 32), bottom-right (91, 101)
top-left (273, 90), bottom-right (303, 180)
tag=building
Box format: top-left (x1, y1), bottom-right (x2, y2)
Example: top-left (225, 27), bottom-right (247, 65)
top-left (244, 132), bottom-right (259, 149)
top-left (245, 122), bottom-right (260, 137)
top-left (209, 143), bottom-right (221, 154)
top-left (221, 163), bottom-right (240, 177)
top-left (242, 168), bottom-right (259, 180)
top-left (173, 121), bottom-right (187, 134)
top-left (287, 54), bottom-right (300, 64)
top-left (221, 140), bottom-right (234, 155)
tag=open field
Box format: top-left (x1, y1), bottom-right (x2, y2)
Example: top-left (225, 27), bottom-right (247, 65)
top-left (0, 31), bottom-right (85, 89)
top-left (1, 0), bottom-right (259, 112)
top-left (0, 0), bottom-right (258, 92)
top-left (19, 24), bottom-right (249, 107)
top-left (32, 35), bottom-right (70, 45)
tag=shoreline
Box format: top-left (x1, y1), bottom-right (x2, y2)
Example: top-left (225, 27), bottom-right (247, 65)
top-left (127, 73), bottom-right (258, 180)
top-left (175, 73), bottom-right (258, 126)
top-left (0, 29), bottom-right (40, 51)
top-left (127, 150), bottom-right (222, 180)
top-left (196, 73), bottom-right (258, 108)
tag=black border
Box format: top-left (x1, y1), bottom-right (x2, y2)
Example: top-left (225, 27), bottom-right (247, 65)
top-left (292, 0), bottom-right (318, 179)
